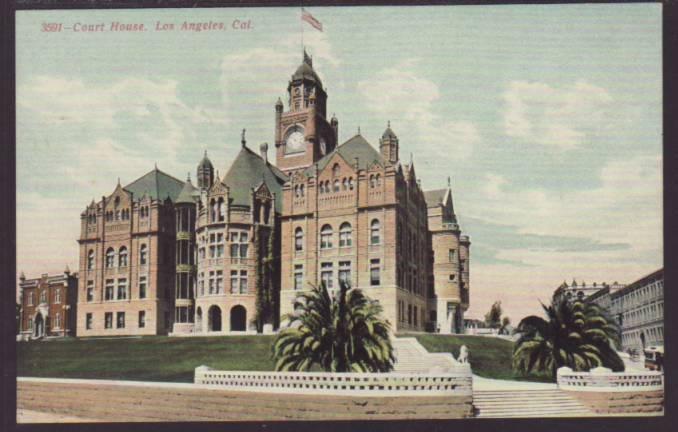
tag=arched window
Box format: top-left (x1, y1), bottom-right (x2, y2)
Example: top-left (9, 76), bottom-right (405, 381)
top-left (333, 179), bottom-right (340, 192)
top-left (348, 177), bottom-right (354, 190)
top-left (339, 222), bottom-right (352, 247)
top-left (295, 227), bottom-right (304, 252)
top-left (140, 244), bottom-right (147, 265)
top-left (342, 178), bottom-right (348, 191)
top-left (300, 184), bottom-right (305, 197)
top-left (319, 182), bottom-right (324, 194)
top-left (370, 175), bottom-right (376, 188)
top-left (210, 199), bottom-right (216, 222)
top-left (370, 219), bottom-right (381, 245)
top-left (320, 224), bottom-right (333, 249)
top-left (118, 247), bottom-right (128, 267)
top-left (332, 163), bottom-right (340, 177)
top-left (105, 248), bottom-right (115, 268)
top-left (218, 198), bottom-right (225, 222)
top-left (376, 174), bottom-right (382, 186)
top-left (294, 185), bottom-right (300, 198)
top-left (87, 250), bottom-right (94, 270)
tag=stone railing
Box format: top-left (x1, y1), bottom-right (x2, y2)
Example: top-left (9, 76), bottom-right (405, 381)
top-left (557, 367), bottom-right (664, 392)
top-left (194, 366), bottom-right (472, 396)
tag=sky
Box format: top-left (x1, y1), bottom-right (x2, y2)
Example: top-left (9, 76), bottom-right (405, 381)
top-left (16, 4), bottom-right (662, 322)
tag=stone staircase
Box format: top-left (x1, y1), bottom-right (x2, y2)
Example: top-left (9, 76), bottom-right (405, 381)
top-left (473, 389), bottom-right (593, 418)
top-left (392, 337), bottom-right (469, 373)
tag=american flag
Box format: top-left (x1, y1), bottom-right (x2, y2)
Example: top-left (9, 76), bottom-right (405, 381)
top-left (301, 8), bottom-right (323, 32)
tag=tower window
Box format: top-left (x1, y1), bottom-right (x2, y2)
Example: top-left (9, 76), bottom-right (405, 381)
top-left (320, 225), bottom-right (333, 249)
top-left (370, 219), bottom-right (381, 245)
top-left (295, 227), bottom-right (304, 252)
top-left (339, 222), bottom-right (352, 247)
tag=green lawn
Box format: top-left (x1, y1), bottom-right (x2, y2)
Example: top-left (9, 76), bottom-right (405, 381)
top-left (17, 336), bottom-right (275, 383)
top-left (411, 334), bottom-right (552, 382)
top-left (18, 334), bottom-right (551, 383)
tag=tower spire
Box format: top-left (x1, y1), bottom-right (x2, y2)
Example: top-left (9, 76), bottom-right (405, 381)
top-left (241, 128), bottom-right (246, 147)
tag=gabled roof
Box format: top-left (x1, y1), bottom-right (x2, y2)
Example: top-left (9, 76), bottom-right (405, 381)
top-left (223, 146), bottom-right (289, 212)
top-left (308, 134), bottom-right (385, 176)
top-left (124, 168), bottom-right (185, 202)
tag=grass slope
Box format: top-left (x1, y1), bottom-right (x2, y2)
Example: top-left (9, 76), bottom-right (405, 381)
top-left (412, 334), bottom-right (552, 382)
top-left (18, 336), bottom-right (275, 383)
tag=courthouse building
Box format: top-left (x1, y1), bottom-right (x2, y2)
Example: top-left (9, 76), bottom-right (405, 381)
top-left (75, 51), bottom-right (471, 336)
top-left (18, 268), bottom-right (78, 340)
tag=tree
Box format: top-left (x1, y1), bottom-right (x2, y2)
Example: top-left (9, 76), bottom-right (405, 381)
top-left (484, 301), bottom-right (503, 329)
top-left (500, 316), bottom-right (511, 334)
top-left (272, 280), bottom-right (395, 372)
top-left (512, 296), bottom-right (624, 380)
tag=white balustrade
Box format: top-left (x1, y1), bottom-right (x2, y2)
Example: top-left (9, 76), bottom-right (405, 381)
top-left (557, 367), bottom-right (663, 392)
top-left (194, 366), bottom-right (472, 396)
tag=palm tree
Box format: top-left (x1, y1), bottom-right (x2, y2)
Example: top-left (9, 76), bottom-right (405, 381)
top-left (272, 280), bottom-right (395, 373)
top-left (513, 296), bottom-right (624, 380)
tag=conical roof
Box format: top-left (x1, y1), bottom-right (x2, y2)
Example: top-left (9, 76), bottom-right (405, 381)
top-left (175, 178), bottom-right (198, 204)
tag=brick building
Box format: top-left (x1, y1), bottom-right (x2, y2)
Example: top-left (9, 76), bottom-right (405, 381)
top-left (18, 268), bottom-right (78, 340)
top-left (75, 50), bottom-right (471, 336)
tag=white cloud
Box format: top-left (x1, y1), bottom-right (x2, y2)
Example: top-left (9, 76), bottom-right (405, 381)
top-left (357, 60), bottom-right (479, 160)
top-left (464, 155), bottom-right (662, 320)
top-left (502, 80), bottom-right (613, 150)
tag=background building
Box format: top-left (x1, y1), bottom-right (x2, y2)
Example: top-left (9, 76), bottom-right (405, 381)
top-left (553, 279), bottom-right (625, 305)
top-left (18, 268), bottom-right (78, 340)
top-left (610, 269), bottom-right (664, 353)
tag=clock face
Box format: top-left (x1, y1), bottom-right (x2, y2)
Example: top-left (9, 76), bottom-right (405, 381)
top-left (319, 137), bottom-right (327, 155)
top-left (285, 126), bottom-right (305, 154)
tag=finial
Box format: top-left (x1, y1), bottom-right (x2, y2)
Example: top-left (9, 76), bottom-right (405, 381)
top-left (20, 271), bottom-right (25, 280)
top-left (358, 126), bottom-right (361, 135)
top-left (64, 265), bottom-right (70, 274)
top-left (187, 172), bottom-right (191, 182)
top-left (387, 120), bottom-right (391, 128)
top-left (204, 150), bottom-right (208, 158)
top-left (447, 176), bottom-right (451, 188)
top-left (117, 177), bottom-right (120, 186)
top-left (241, 128), bottom-right (246, 147)
top-left (410, 152), bottom-right (413, 164)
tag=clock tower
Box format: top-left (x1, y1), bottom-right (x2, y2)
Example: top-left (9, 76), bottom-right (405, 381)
top-left (275, 50), bottom-right (337, 173)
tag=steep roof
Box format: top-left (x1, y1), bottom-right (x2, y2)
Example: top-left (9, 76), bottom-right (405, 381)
top-left (124, 168), bottom-right (185, 201)
top-left (424, 189), bottom-right (449, 208)
top-left (223, 146), bottom-right (289, 212)
top-left (175, 178), bottom-right (199, 204)
top-left (308, 134), bottom-right (386, 176)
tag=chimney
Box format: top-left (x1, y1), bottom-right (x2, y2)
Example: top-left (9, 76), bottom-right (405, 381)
top-left (260, 142), bottom-right (269, 164)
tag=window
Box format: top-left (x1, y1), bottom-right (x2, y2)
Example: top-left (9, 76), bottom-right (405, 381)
top-left (295, 227), bottom-right (304, 252)
top-left (407, 304), bottom-right (412, 325)
top-left (449, 249), bottom-right (455, 262)
top-left (116, 312), bottom-right (125, 329)
top-left (413, 306), bottom-right (418, 326)
top-left (106, 248), bottom-right (115, 268)
top-left (199, 272), bottom-right (204, 296)
top-left (370, 219), bottom-right (381, 245)
top-left (338, 261), bottom-right (351, 285)
top-left (138, 311), bottom-right (146, 328)
top-left (87, 250), bottom-right (94, 270)
top-left (139, 276), bottom-right (147, 299)
top-left (140, 244), bottom-right (147, 265)
top-left (105, 312), bottom-right (113, 329)
top-left (339, 222), bottom-right (352, 247)
top-left (294, 264), bottom-right (303, 290)
top-left (28, 318), bottom-right (33, 330)
top-left (239, 270), bottom-right (248, 293)
top-left (40, 290), bottom-right (46, 304)
top-left (449, 274), bottom-right (456, 281)
top-left (117, 278), bottom-right (127, 300)
top-left (320, 225), bottom-right (333, 249)
top-left (230, 270), bottom-right (238, 294)
top-left (216, 270), bottom-right (223, 294)
top-left (230, 270), bottom-right (248, 293)
top-left (332, 163), bottom-right (340, 177)
top-left (370, 259), bottom-right (381, 286)
top-left (320, 262), bottom-right (334, 289)
top-left (54, 289), bottom-right (61, 304)
top-left (333, 179), bottom-right (340, 192)
top-left (370, 175), bottom-right (376, 188)
top-left (86, 281), bottom-right (94, 302)
top-left (105, 279), bottom-right (115, 301)
top-left (229, 231), bottom-right (249, 258)
top-left (209, 271), bottom-right (215, 294)
top-left (26, 292), bottom-right (33, 306)
top-left (211, 233), bottom-right (224, 258)
top-left (54, 312), bottom-right (61, 329)
top-left (86, 313), bottom-right (93, 330)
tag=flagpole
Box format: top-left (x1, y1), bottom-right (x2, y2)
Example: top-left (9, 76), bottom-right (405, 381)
top-left (300, 2), bottom-right (304, 54)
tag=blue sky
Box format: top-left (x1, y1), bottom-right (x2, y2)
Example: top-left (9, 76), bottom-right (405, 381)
top-left (16, 4), bottom-right (662, 320)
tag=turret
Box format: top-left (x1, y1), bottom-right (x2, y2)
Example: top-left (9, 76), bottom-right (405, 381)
top-left (197, 151), bottom-right (214, 190)
top-left (380, 121), bottom-right (399, 164)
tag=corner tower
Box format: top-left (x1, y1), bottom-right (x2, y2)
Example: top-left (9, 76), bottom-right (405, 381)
top-left (379, 121), bottom-right (399, 164)
top-left (275, 50), bottom-right (337, 174)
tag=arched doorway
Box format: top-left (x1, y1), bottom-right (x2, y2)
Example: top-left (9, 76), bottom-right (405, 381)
top-left (207, 305), bottom-right (221, 332)
top-left (34, 313), bottom-right (45, 338)
top-left (230, 305), bottom-right (246, 332)
top-left (195, 307), bottom-right (203, 332)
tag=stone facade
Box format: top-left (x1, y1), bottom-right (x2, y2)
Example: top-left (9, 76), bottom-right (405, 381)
top-left (74, 51), bottom-right (471, 336)
top-left (18, 269), bottom-right (78, 340)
